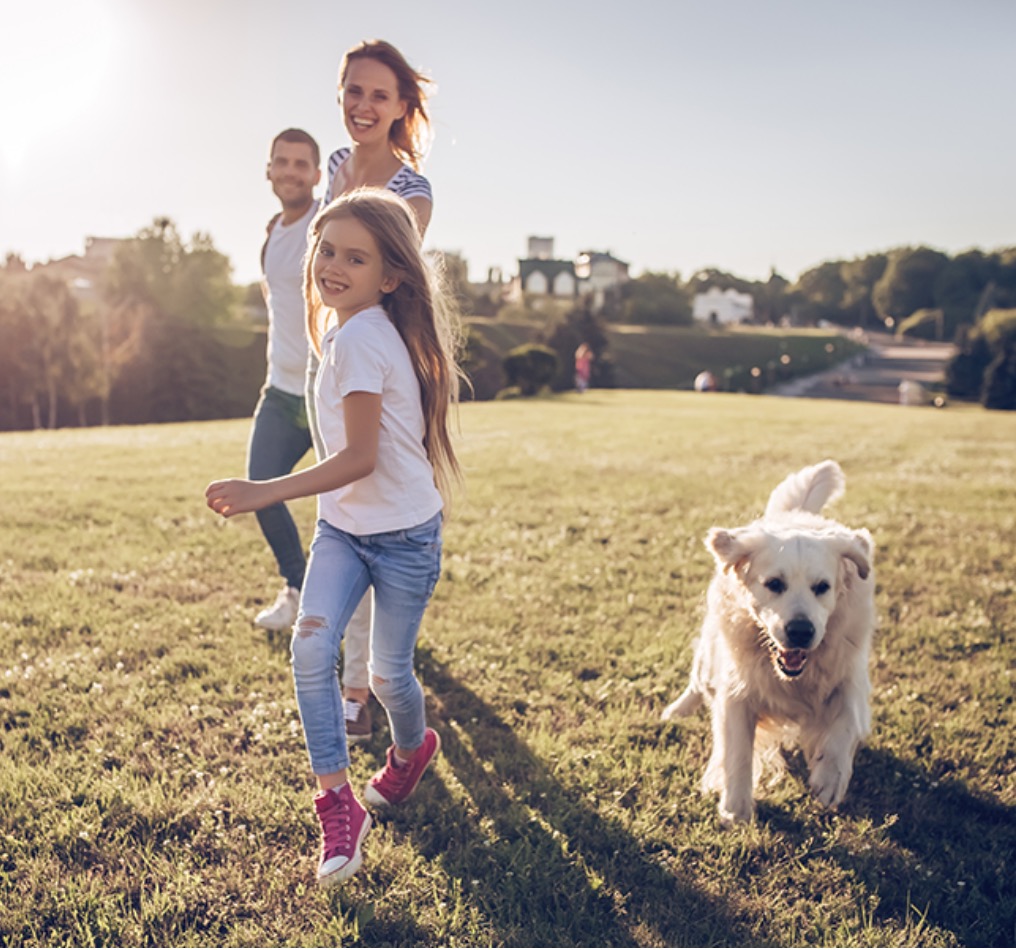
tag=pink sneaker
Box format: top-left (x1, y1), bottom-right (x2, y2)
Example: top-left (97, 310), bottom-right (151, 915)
top-left (313, 783), bottom-right (371, 885)
top-left (364, 728), bottom-right (441, 806)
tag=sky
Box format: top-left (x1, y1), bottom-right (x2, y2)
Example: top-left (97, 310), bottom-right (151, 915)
top-left (1, 0), bottom-right (1014, 287)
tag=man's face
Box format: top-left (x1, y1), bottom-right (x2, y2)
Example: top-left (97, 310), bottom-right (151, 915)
top-left (267, 140), bottom-right (321, 209)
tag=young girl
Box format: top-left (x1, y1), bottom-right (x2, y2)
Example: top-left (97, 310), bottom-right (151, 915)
top-left (206, 188), bottom-right (462, 886)
top-left (313, 39), bottom-right (436, 745)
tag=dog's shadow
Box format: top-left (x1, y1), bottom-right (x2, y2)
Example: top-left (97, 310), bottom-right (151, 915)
top-left (358, 647), bottom-right (753, 948)
top-left (762, 746), bottom-right (1015, 947)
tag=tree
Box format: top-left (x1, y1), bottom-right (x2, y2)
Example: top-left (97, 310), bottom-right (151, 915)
top-left (793, 261), bottom-right (847, 325)
top-left (946, 326), bottom-right (993, 398)
top-left (685, 268), bottom-right (754, 296)
top-left (541, 300), bottom-right (614, 391)
top-left (460, 324), bottom-right (504, 401)
top-left (619, 271), bottom-right (692, 325)
top-left (982, 340), bottom-right (1016, 410)
top-left (932, 250), bottom-right (997, 340)
top-left (0, 269), bottom-right (33, 427)
top-left (104, 218), bottom-right (240, 423)
top-left (872, 246), bottom-right (950, 327)
top-left (0, 271), bottom-right (93, 428)
top-left (753, 269), bottom-right (791, 325)
top-left (840, 253), bottom-right (887, 328)
top-left (945, 308), bottom-right (1016, 403)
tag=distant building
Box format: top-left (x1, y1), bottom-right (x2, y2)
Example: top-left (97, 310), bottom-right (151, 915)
top-left (693, 286), bottom-right (754, 325)
top-left (511, 236), bottom-right (629, 309)
top-left (575, 250), bottom-right (629, 310)
top-left (516, 236), bottom-right (578, 299)
top-left (32, 237), bottom-right (122, 303)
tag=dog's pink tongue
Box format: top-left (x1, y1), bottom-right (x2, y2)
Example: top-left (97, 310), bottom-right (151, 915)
top-left (782, 649), bottom-right (808, 671)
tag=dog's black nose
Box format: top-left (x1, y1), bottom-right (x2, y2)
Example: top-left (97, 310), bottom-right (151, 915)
top-left (785, 618), bottom-right (815, 648)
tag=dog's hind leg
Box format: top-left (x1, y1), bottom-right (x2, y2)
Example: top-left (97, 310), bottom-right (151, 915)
top-left (662, 686), bottom-right (703, 720)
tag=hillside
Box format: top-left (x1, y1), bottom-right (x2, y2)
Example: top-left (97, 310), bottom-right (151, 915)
top-left (467, 317), bottom-right (866, 393)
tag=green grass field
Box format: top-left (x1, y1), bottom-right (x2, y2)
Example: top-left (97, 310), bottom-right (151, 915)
top-left (1, 392), bottom-right (1013, 947)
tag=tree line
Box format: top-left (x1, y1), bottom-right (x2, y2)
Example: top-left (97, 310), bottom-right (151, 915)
top-left (4, 223), bottom-right (1016, 431)
top-left (0, 219), bottom-right (263, 431)
top-left (565, 245), bottom-right (1016, 342)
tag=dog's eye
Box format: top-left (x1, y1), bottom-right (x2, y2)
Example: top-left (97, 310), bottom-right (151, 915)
top-left (812, 580), bottom-right (831, 596)
top-left (764, 577), bottom-right (786, 594)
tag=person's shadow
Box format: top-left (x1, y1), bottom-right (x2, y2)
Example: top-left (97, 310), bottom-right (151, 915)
top-left (841, 747), bottom-right (1013, 946)
top-left (268, 628), bottom-right (1013, 946)
top-left (355, 647), bottom-right (752, 948)
top-left (757, 745), bottom-right (1015, 947)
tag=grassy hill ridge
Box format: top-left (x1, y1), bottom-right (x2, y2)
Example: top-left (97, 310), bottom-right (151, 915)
top-left (468, 318), bottom-right (866, 392)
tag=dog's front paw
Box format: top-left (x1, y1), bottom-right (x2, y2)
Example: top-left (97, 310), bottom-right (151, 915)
top-left (809, 756), bottom-right (852, 808)
top-left (718, 790), bottom-right (755, 826)
top-left (662, 686), bottom-right (702, 720)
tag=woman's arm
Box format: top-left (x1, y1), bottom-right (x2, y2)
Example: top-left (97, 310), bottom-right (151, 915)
top-left (405, 196), bottom-right (432, 237)
top-left (205, 391), bottom-right (382, 518)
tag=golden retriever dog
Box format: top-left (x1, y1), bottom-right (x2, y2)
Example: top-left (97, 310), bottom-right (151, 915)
top-left (663, 460), bottom-right (875, 825)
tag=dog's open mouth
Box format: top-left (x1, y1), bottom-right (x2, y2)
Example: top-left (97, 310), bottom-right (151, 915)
top-left (771, 644), bottom-right (809, 678)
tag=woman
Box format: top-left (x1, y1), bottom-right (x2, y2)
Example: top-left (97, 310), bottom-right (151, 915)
top-left (308, 40), bottom-right (437, 746)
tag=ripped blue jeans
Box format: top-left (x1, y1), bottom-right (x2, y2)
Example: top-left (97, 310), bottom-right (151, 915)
top-left (291, 512), bottom-right (442, 776)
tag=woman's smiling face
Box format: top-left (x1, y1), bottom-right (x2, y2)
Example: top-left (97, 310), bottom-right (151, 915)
top-left (340, 57), bottom-right (407, 147)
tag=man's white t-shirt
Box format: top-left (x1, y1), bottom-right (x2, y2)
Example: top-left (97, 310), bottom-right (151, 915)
top-left (263, 200), bottom-right (318, 395)
top-left (315, 304), bottom-right (442, 535)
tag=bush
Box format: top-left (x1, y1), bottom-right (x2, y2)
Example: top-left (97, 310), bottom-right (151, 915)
top-left (502, 344), bottom-right (558, 396)
top-left (982, 342), bottom-right (1016, 410)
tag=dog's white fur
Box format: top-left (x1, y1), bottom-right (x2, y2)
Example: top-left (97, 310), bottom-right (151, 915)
top-left (663, 460), bottom-right (875, 825)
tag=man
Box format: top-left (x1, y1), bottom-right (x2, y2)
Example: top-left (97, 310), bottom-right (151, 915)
top-left (249, 129), bottom-right (374, 742)
top-left (247, 128), bottom-right (321, 631)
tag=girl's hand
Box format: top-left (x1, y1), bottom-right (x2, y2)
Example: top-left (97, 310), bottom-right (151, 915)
top-left (205, 478), bottom-right (275, 518)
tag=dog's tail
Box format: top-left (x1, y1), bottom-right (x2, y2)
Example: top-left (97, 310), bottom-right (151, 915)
top-left (765, 459), bottom-right (845, 517)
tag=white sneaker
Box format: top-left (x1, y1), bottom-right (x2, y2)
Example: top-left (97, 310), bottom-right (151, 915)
top-left (254, 585), bottom-right (300, 631)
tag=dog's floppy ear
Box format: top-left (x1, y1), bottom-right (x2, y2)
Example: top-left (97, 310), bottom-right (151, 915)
top-left (837, 529), bottom-right (873, 580)
top-left (706, 526), bottom-right (759, 572)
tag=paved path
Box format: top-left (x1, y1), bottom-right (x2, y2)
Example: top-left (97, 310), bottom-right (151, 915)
top-left (771, 332), bottom-right (956, 404)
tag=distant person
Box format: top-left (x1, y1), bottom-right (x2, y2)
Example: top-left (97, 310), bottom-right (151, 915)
top-left (574, 343), bottom-right (594, 393)
top-left (246, 128), bottom-right (321, 633)
top-left (206, 188), bottom-right (463, 886)
top-left (313, 38), bottom-right (436, 746)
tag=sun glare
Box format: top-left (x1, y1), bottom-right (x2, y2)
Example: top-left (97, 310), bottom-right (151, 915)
top-left (0, 0), bottom-right (118, 170)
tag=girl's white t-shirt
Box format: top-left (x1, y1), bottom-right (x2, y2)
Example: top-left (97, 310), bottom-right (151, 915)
top-left (315, 304), bottom-right (442, 535)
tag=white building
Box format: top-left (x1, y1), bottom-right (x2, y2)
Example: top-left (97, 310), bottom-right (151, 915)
top-left (692, 286), bottom-right (754, 325)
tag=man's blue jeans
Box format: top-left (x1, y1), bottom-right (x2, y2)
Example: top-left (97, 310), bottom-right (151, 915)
top-left (247, 387), bottom-right (313, 590)
top-left (291, 513), bottom-right (442, 775)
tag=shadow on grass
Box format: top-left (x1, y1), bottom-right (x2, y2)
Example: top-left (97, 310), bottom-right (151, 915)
top-left (849, 747), bottom-right (1014, 947)
top-left (765, 746), bottom-right (1014, 947)
top-left (361, 647), bottom-right (753, 948)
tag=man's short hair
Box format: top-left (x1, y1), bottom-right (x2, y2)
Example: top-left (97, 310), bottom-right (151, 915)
top-left (270, 128), bottom-right (320, 168)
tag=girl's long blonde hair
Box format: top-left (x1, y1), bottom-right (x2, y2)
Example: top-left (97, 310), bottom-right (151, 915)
top-left (304, 188), bottom-right (464, 500)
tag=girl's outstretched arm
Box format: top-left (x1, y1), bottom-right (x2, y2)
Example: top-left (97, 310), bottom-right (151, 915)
top-left (205, 391), bottom-right (381, 518)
